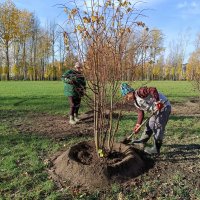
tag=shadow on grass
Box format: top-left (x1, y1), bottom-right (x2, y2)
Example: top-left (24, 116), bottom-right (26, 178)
top-left (0, 110), bottom-right (30, 119)
top-left (160, 143), bottom-right (200, 162)
top-left (170, 115), bottom-right (200, 121)
top-left (0, 130), bottom-right (92, 147)
top-left (121, 114), bottom-right (200, 122)
top-left (13, 99), bottom-right (30, 106)
top-left (0, 108), bottom-right (67, 120)
top-left (165, 143), bottom-right (200, 150)
top-left (0, 133), bottom-right (47, 146)
top-left (0, 96), bottom-right (84, 115)
top-left (120, 115), bottom-right (137, 121)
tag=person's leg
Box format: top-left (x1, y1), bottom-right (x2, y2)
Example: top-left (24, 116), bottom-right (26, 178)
top-left (145, 105), bottom-right (171, 154)
top-left (68, 96), bottom-right (76, 125)
top-left (140, 121), bottom-right (154, 142)
top-left (134, 117), bottom-right (154, 150)
top-left (74, 97), bottom-right (81, 122)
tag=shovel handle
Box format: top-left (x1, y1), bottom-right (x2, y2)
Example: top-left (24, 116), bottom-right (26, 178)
top-left (126, 118), bottom-right (147, 140)
top-left (125, 100), bottom-right (168, 141)
top-left (126, 111), bottom-right (157, 140)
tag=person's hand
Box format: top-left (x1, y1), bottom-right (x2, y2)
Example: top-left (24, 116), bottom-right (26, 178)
top-left (133, 123), bottom-right (141, 134)
top-left (155, 101), bottom-right (164, 111)
top-left (65, 78), bottom-right (74, 84)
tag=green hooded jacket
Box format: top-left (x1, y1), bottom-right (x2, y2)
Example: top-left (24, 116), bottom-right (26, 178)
top-left (61, 69), bottom-right (86, 97)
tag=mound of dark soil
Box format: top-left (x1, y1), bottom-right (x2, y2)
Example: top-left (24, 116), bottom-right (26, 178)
top-left (50, 141), bottom-right (153, 191)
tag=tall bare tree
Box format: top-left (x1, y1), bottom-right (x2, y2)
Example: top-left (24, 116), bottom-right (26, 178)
top-left (166, 30), bottom-right (189, 80)
top-left (48, 21), bottom-right (60, 80)
top-left (62, 0), bottom-right (147, 155)
top-left (18, 10), bottom-right (33, 80)
top-left (147, 29), bottom-right (164, 80)
top-left (187, 33), bottom-right (200, 91)
top-left (0, 0), bottom-right (20, 80)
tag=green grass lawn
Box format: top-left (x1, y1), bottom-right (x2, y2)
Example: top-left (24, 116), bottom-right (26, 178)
top-left (0, 81), bottom-right (199, 199)
top-left (0, 81), bottom-right (199, 114)
top-left (129, 80), bottom-right (199, 102)
top-left (0, 124), bottom-right (66, 199)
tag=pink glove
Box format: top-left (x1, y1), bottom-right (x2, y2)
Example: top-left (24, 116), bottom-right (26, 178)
top-left (156, 101), bottom-right (164, 111)
top-left (133, 123), bottom-right (141, 134)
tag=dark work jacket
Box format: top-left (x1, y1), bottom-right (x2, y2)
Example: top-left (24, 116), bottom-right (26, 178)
top-left (61, 69), bottom-right (86, 98)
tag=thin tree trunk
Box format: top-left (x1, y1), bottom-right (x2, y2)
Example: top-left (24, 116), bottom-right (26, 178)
top-left (23, 42), bottom-right (27, 80)
top-left (6, 41), bottom-right (10, 80)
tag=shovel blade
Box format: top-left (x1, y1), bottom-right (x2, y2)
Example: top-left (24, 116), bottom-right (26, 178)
top-left (131, 139), bottom-right (144, 144)
top-left (121, 138), bottom-right (132, 144)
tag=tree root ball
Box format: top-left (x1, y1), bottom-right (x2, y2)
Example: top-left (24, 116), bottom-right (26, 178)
top-left (50, 141), bottom-right (153, 191)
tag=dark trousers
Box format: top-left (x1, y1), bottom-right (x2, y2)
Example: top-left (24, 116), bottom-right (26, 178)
top-left (68, 96), bottom-right (81, 116)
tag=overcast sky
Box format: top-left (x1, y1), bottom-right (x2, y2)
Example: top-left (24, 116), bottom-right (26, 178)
top-left (1, 0), bottom-right (200, 62)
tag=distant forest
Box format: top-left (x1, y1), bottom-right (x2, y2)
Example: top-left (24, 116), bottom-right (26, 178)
top-left (0, 0), bottom-right (199, 81)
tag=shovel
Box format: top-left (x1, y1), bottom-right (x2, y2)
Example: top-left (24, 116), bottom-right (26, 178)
top-left (121, 100), bottom-right (168, 145)
top-left (121, 111), bottom-right (157, 145)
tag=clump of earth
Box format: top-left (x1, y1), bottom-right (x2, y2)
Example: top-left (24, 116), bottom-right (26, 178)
top-left (49, 141), bottom-right (154, 191)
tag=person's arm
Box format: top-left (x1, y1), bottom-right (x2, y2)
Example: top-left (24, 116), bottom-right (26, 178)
top-left (137, 87), bottom-right (159, 101)
top-left (61, 70), bottom-right (76, 84)
top-left (136, 108), bottom-right (144, 125)
top-left (133, 108), bottom-right (144, 134)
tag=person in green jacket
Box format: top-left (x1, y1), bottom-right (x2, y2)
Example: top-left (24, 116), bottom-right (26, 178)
top-left (61, 62), bottom-right (86, 125)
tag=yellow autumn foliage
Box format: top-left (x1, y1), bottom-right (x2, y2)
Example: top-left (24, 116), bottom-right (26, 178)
top-left (28, 67), bottom-right (34, 74)
top-left (77, 25), bottom-right (84, 32)
top-left (83, 17), bottom-right (91, 23)
top-left (71, 8), bottom-right (78, 16)
top-left (187, 51), bottom-right (200, 80)
top-left (12, 64), bottom-right (20, 76)
top-left (3, 66), bottom-right (9, 74)
top-left (91, 15), bottom-right (98, 22)
top-left (152, 66), bottom-right (160, 77)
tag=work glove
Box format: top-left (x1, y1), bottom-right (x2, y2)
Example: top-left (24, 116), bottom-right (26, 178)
top-left (63, 77), bottom-right (73, 84)
top-left (155, 101), bottom-right (164, 111)
top-left (133, 123), bottom-right (141, 134)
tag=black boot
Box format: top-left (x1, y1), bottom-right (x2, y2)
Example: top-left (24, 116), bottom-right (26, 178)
top-left (144, 138), bottom-right (162, 155)
top-left (155, 139), bottom-right (162, 154)
top-left (131, 130), bottom-right (153, 150)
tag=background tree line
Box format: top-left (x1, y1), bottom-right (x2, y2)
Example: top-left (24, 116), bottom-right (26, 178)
top-left (0, 0), bottom-right (199, 82)
top-left (0, 0), bottom-right (68, 81)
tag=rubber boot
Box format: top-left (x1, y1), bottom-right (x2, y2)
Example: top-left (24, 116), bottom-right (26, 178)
top-left (69, 115), bottom-right (76, 125)
top-left (155, 140), bottom-right (162, 154)
top-left (144, 138), bottom-right (162, 155)
top-left (131, 130), bottom-right (152, 150)
top-left (74, 113), bottom-right (80, 122)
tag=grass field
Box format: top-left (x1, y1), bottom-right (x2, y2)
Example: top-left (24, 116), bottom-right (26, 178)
top-left (0, 81), bottom-right (199, 114)
top-left (0, 81), bottom-right (200, 199)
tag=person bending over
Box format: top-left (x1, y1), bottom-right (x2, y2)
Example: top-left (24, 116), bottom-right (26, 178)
top-left (121, 83), bottom-right (171, 155)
